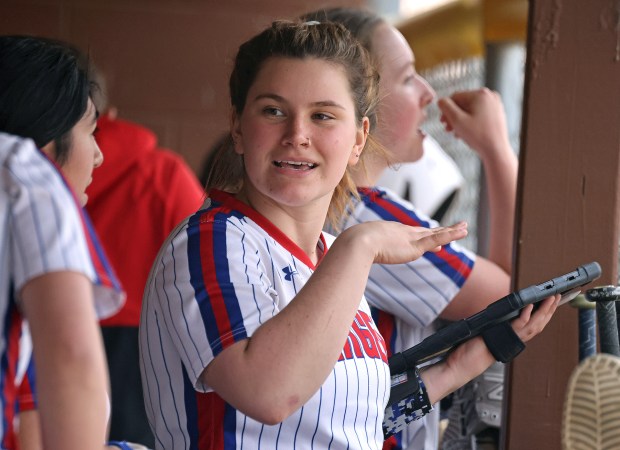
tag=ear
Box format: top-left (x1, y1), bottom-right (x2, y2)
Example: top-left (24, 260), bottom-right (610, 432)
top-left (230, 110), bottom-right (244, 155)
top-left (349, 116), bottom-right (370, 165)
top-left (40, 140), bottom-right (57, 162)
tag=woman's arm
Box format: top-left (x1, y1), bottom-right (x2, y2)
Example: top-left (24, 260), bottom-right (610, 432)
top-left (437, 88), bottom-right (518, 319)
top-left (21, 272), bottom-right (109, 450)
top-left (203, 221), bottom-right (468, 424)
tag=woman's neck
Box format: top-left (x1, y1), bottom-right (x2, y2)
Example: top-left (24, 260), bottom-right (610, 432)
top-left (351, 152), bottom-right (389, 188)
top-left (235, 187), bottom-right (328, 265)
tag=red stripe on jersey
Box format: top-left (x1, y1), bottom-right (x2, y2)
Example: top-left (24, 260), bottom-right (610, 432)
top-left (17, 364), bottom-right (36, 412)
top-left (198, 210), bottom-right (236, 352)
top-left (198, 391), bottom-right (225, 450)
top-left (368, 192), bottom-right (471, 280)
top-left (373, 310), bottom-right (396, 358)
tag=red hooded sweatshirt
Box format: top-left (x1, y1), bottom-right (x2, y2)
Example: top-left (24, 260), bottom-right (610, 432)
top-left (86, 115), bottom-right (204, 326)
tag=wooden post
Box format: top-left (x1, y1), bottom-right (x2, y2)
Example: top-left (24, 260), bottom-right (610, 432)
top-left (502, 0), bottom-right (620, 448)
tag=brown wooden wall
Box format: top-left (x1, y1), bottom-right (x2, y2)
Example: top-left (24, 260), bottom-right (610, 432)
top-left (503, 0), bottom-right (620, 448)
top-left (0, 0), bottom-right (362, 174)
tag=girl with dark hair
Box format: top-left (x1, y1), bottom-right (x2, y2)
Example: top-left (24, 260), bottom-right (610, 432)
top-left (0, 35), bottom-right (124, 449)
top-left (139, 20), bottom-right (557, 449)
top-left (301, 8), bottom-right (520, 450)
top-left (0, 35), bottom-right (103, 206)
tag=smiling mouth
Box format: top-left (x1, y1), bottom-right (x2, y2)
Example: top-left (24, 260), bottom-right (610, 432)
top-left (273, 160), bottom-right (317, 170)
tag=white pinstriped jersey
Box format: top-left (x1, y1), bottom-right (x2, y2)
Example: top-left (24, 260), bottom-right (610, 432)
top-left (332, 187), bottom-right (476, 450)
top-left (140, 189), bottom-right (391, 450)
top-left (0, 132), bottom-right (123, 448)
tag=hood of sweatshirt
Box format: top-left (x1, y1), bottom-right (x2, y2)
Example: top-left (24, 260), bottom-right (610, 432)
top-left (86, 114), bottom-right (159, 198)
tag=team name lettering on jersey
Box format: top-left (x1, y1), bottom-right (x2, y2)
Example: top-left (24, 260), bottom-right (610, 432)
top-left (339, 310), bottom-right (388, 362)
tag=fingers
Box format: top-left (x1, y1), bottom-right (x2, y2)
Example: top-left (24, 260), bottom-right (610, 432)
top-left (512, 294), bottom-right (561, 343)
top-left (437, 97), bottom-right (463, 132)
top-left (417, 222), bottom-right (468, 253)
top-left (369, 221), bottom-right (468, 265)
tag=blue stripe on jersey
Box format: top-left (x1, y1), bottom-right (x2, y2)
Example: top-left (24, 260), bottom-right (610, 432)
top-left (182, 368), bottom-right (199, 449)
top-left (223, 401), bottom-right (237, 449)
top-left (80, 210), bottom-right (122, 290)
top-left (310, 386), bottom-right (323, 449)
top-left (292, 405), bottom-right (305, 449)
top-left (341, 362), bottom-right (351, 449)
top-left (327, 368), bottom-right (337, 449)
top-left (424, 249), bottom-right (473, 288)
top-left (186, 209), bottom-right (248, 357)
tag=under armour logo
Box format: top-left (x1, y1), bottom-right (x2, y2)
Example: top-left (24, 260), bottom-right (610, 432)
top-left (282, 265), bottom-right (298, 281)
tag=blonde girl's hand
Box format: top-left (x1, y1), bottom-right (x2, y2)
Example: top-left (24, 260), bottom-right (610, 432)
top-left (349, 220), bottom-right (468, 266)
top-left (437, 88), bottom-right (511, 159)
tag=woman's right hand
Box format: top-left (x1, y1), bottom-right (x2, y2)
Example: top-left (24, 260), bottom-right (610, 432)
top-left (437, 88), bottom-right (511, 160)
top-left (344, 220), bottom-right (468, 266)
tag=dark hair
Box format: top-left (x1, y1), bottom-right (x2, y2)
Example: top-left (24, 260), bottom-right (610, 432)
top-left (209, 20), bottom-right (380, 226)
top-left (0, 35), bottom-right (97, 165)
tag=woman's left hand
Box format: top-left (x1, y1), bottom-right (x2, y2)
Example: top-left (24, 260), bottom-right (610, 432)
top-left (510, 294), bottom-right (561, 343)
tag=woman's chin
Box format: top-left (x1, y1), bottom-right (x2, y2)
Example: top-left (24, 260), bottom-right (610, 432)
top-left (79, 192), bottom-right (88, 207)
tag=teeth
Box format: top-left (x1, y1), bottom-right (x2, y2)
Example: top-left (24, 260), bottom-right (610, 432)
top-left (275, 160), bottom-right (316, 168)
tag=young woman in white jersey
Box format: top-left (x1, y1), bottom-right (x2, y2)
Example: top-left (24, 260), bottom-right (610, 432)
top-left (301, 8), bottom-right (519, 449)
top-left (139, 20), bottom-right (558, 449)
top-left (0, 35), bottom-right (124, 449)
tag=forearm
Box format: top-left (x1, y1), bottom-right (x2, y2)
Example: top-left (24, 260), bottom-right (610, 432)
top-left (204, 227), bottom-right (375, 422)
top-left (480, 144), bottom-right (517, 273)
top-left (21, 272), bottom-right (109, 449)
top-left (438, 89), bottom-right (517, 273)
top-left (420, 335), bottom-right (494, 404)
top-left (36, 357), bottom-right (109, 449)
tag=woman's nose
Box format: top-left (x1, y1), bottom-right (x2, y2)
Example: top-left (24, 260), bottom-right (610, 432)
top-left (282, 117), bottom-right (310, 148)
top-left (94, 143), bottom-right (104, 168)
top-left (417, 75), bottom-right (436, 106)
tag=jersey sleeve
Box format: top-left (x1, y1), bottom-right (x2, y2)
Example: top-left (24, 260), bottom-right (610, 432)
top-left (144, 211), bottom-right (280, 392)
top-left (354, 188), bottom-right (476, 328)
top-left (5, 135), bottom-right (124, 317)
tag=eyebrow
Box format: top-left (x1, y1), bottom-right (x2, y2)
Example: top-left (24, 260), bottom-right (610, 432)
top-left (254, 93), bottom-right (346, 110)
top-left (397, 60), bottom-right (415, 74)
